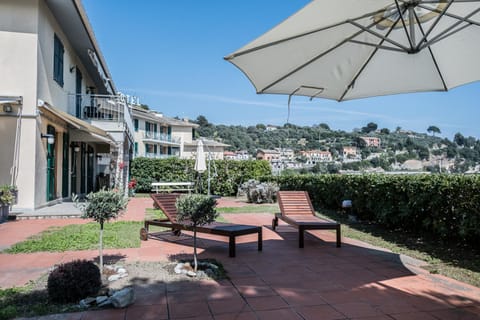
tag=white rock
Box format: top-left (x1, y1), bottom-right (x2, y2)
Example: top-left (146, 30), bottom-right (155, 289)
top-left (108, 274), bottom-right (121, 282)
top-left (111, 287), bottom-right (135, 308)
top-left (117, 268), bottom-right (127, 274)
top-left (186, 270), bottom-right (196, 277)
top-left (119, 272), bottom-right (129, 278)
top-left (174, 263), bottom-right (184, 274)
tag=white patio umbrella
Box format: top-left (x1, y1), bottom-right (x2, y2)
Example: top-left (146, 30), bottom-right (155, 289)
top-left (194, 140), bottom-right (207, 193)
top-left (225, 0), bottom-right (480, 101)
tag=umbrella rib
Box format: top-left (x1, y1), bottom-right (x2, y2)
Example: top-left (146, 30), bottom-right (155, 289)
top-left (348, 20), bottom-right (411, 52)
top-left (415, 0), bottom-right (454, 51)
top-left (348, 40), bottom-right (406, 53)
top-left (413, 11), bottom-right (448, 91)
top-left (224, 6), bottom-right (399, 60)
top-left (421, 23), bottom-right (473, 49)
top-left (394, 0), bottom-right (415, 49)
top-left (416, 3), bottom-right (480, 27)
top-left (418, 7), bottom-right (480, 50)
top-left (258, 4), bottom-right (409, 94)
top-left (339, 13), bottom-right (404, 101)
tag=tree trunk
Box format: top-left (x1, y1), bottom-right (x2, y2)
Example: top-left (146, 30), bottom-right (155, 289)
top-left (99, 220), bottom-right (104, 271)
top-left (193, 224), bottom-right (198, 272)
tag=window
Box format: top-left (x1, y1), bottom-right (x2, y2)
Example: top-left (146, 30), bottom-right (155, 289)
top-left (134, 142), bottom-right (138, 155)
top-left (53, 34), bottom-right (64, 87)
top-left (134, 119), bottom-right (139, 132)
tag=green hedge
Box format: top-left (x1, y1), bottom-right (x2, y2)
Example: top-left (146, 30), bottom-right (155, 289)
top-left (130, 157), bottom-right (271, 196)
top-left (270, 174), bottom-right (480, 244)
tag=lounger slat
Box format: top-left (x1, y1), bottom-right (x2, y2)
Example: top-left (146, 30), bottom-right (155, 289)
top-left (273, 191), bottom-right (341, 248)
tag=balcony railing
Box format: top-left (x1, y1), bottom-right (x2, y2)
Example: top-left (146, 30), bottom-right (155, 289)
top-left (142, 132), bottom-right (181, 145)
top-left (143, 153), bottom-right (178, 159)
top-left (68, 94), bottom-right (135, 141)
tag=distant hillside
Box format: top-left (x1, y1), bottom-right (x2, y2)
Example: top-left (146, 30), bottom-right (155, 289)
top-left (192, 115), bottom-right (480, 173)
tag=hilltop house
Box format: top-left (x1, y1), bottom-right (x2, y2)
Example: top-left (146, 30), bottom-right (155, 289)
top-left (361, 136), bottom-right (381, 147)
top-left (342, 146), bottom-right (361, 161)
top-left (256, 149), bottom-right (281, 161)
top-left (300, 150), bottom-right (333, 164)
top-left (182, 139), bottom-right (229, 160)
top-left (131, 107), bottom-right (198, 159)
top-left (0, 0), bottom-right (133, 212)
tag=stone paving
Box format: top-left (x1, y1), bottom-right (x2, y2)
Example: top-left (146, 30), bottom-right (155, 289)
top-left (0, 197), bottom-right (479, 319)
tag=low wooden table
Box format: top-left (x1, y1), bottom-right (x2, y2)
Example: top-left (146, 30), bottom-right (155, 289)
top-left (143, 220), bottom-right (263, 257)
top-left (151, 182), bottom-right (194, 193)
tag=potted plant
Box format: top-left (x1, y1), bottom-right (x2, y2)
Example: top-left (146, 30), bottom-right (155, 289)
top-left (128, 178), bottom-right (137, 197)
top-left (175, 194), bottom-right (218, 273)
top-left (74, 189), bottom-right (128, 271)
top-left (0, 185), bottom-right (16, 223)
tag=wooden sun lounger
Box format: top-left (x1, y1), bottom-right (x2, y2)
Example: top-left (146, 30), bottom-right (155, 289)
top-left (272, 191), bottom-right (341, 248)
top-left (141, 193), bottom-right (262, 257)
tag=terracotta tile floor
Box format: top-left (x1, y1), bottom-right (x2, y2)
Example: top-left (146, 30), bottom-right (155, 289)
top-left (3, 197), bottom-right (480, 319)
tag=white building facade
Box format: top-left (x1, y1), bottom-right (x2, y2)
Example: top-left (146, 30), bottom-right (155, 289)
top-left (0, 0), bottom-right (133, 211)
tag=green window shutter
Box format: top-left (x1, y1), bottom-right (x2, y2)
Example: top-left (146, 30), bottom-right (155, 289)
top-left (134, 119), bottom-right (138, 131)
top-left (53, 34), bottom-right (64, 87)
top-left (134, 142), bottom-right (138, 154)
top-left (154, 145), bottom-right (158, 154)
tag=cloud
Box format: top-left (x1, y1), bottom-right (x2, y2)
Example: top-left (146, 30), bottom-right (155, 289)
top-left (122, 88), bottom-right (400, 120)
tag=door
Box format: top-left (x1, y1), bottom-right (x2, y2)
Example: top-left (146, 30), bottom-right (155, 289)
top-left (75, 68), bottom-right (82, 118)
top-left (46, 125), bottom-right (56, 201)
top-left (87, 146), bottom-right (94, 193)
top-left (62, 133), bottom-right (69, 198)
top-left (80, 143), bottom-right (86, 194)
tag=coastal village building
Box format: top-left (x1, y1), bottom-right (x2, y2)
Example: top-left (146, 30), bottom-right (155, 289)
top-left (256, 149), bottom-right (281, 162)
top-left (182, 139), bottom-right (229, 160)
top-left (342, 146), bottom-right (361, 161)
top-left (275, 148), bottom-right (295, 161)
top-left (300, 150), bottom-right (333, 164)
top-left (360, 136), bottom-right (381, 147)
top-left (224, 150), bottom-right (252, 161)
top-left (131, 107), bottom-right (198, 159)
top-left (0, 0), bottom-right (133, 212)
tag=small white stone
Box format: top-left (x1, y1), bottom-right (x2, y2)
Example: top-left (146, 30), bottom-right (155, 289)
top-left (174, 263), bottom-right (184, 274)
top-left (108, 274), bottom-right (121, 282)
top-left (186, 270), bottom-right (196, 277)
top-left (119, 272), bottom-right (129, 278)
top-left (117, 268), bottom-right (127, 274)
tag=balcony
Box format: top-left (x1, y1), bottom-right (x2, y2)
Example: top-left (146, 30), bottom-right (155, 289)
top-left (68, 94), bottom-right (134, 142)
top-left (142, 132), bottom-right (181, 146)
top-left (143, 153), bottom-right (178, 159)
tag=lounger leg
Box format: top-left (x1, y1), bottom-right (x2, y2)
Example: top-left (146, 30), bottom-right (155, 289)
top-left (299, 227), bottom-right (305, 248)
top-left (272, 216), bottom-right (278, 230)
top-left (336, 225), bottom-right (341, 248)
top-left (229, 236), bottom-right (236, 258)
top-left (258, 228), bottom-right (263, 252)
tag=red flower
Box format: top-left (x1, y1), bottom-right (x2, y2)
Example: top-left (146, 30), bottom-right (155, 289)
top-left (128, 178), bottom-right (137, 189)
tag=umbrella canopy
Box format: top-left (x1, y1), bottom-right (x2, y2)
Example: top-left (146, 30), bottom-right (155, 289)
top-left (194, 140), bottom-right (207, 173)
top-left (225, 0), bottom-right (480, 101)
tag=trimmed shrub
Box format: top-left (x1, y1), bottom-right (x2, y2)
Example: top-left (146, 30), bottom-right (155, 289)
top-left (239, 179), bottom-right (279, 203)
top-left (130, 157), bottom-right (272, 196)
top-left (268, 174), bottom-right (480, 244)
top-left (47, 260), bottom-right (101, 303)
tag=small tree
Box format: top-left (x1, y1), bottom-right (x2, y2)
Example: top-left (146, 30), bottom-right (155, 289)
top-left (427, 125), bottom-right (441, 136)
top-left (176, 194), bottom-right (218, 272)
top-left (74, 189), bottom-right (128, 270)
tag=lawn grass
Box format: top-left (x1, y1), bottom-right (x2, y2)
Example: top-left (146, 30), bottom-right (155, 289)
top-left (316, 209), bottom-right (480, 288)
top-left (217, 203), bottom-right (278, 214)
top-left (4, 221), bottom-right (142, 254)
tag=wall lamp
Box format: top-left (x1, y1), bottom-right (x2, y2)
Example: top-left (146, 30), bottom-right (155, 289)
top-left (41, 133), bottom-right (55, 145)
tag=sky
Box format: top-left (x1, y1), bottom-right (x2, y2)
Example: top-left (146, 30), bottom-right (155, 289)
top-left (82, 0), bottom-right (480, 140)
